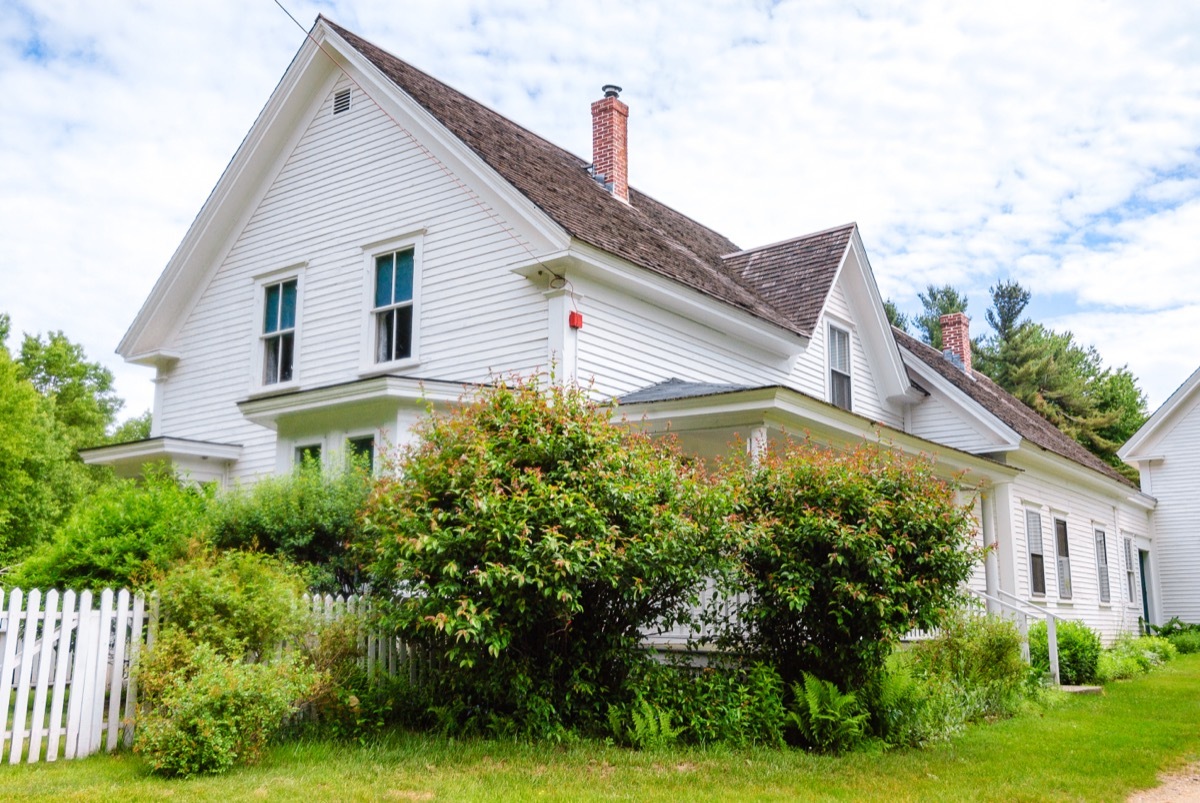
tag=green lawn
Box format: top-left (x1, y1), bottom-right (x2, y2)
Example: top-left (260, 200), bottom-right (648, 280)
top-left (4, 654), bottom-right (1200, 802)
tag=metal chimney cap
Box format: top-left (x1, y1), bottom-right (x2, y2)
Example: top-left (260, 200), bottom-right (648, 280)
top-left (602, 84), bottom-right (622, 98)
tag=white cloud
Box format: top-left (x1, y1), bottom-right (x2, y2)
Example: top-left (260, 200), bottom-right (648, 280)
top-left (1, 0), bottom-right (1198, 417)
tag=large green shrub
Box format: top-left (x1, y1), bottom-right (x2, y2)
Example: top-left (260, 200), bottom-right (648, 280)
top-left (724, 440), bottom-right (979, 690)
top-left (155, 550), bottom-right (309, 659)
top-left (361, 376), bottom-right (725, 737)
top-left (7, 469), bottom-right (210, 590)
top-left (207, 459), bottom-right (372, 594)
top-left (908, 609), bottom-right (1031, 718)
top-left (134, 552), bottom-right (317, 776)
top-left (1029, 619), bottom-right (1101, 685)
top-left (135, 636), bottom-right (315, 777)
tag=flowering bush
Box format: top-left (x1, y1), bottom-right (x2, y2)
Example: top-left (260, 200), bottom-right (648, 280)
top-left (361, 376), bottom-right (726, 737)
top-left (722, 440), bottom-right (979, 690)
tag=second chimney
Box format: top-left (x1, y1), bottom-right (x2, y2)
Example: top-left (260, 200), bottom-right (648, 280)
top-left (940, 312), bottom-right (972, 374)
top-left (591, 84), bottom-right (629, 203)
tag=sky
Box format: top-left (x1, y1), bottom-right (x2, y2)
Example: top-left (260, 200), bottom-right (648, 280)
top-left (2, 0), bottom-right (1198, 422)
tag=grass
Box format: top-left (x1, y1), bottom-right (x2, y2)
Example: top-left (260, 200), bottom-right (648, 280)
top-left (3, 654), bottom-right (1200, 801)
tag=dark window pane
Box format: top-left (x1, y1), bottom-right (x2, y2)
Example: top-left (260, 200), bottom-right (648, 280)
top-left (295, 444), bottom-right (321, 466)
top-left (394, 249), bottom-right (414, 302)
top-left (279, 332), bottom-right (294, 382)
top-left (348, 436), bottom-right (374, 472)
top-left (393, 305), bottom-right (413, 359)
top-left (375, 255), bottom-right (393, 308)
top-left (264, 335), bottom-right (280, 384)
top-left (375, 309), bottom-right (395, 362)
top-left (265, 283), bottom-right (280, 333)
top-left (1031, 554), bottom-right (1045, 595)
top-left (1056, 519), bottom-right (1070, 556)
top-left (280, 280), bottom-right (297, 329)
top-left (831, 371), bottom-right (851, 411)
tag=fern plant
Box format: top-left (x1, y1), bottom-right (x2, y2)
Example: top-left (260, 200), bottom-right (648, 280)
top-left (607, 698), bottom-right (683, 749)
top-left (788, 673), bottom-right (868, 753)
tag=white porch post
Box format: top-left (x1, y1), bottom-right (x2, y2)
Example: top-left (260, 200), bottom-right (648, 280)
top-left (980, 488), bottom-right (1000, 613)
top-left (747, 425), bottom-right (769, 465)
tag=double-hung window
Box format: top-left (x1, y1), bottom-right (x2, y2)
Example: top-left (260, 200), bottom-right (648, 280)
top-left (262, 279), bottom-right (297, 385)
top-left (828, 325), bottom-right (852, 411)
top-left (1095, 528), bottom-right (1110, 603)
top-left (373, 249), bottom-right (414, 364)
top-left (1124, 537), bottom-right (1137, 603)
top-left (1055, 518), bottom-right (1072, 599)
top-left (1026, 510), bottom-right (1046, 596)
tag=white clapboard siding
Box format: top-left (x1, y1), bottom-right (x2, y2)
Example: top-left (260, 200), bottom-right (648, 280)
top-left (157, 72), bottom-right (548, 485)
top-left (0, 588), bottom-right (148, 764)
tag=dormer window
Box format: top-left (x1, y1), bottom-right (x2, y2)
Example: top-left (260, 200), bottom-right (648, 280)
top-left (262, 278), bottom-right (297, 384)
top-left (828, 324), bottom-right (852, 411)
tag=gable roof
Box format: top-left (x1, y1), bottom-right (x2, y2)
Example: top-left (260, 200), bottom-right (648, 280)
top-left (893, 328), bottom-right (1135, 488)
top-left (324, 19), bottom-right (846, 339)
top-left (1119, 364), bottom-right (1200, 462)
top-left (722, 224), bottom-right (856, 337)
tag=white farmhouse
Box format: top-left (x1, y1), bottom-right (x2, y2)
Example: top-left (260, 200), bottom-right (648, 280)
top-left (1120, 367), bottom-right (1200, 624)
top-left (82, 18), bottom-right (1155, 640)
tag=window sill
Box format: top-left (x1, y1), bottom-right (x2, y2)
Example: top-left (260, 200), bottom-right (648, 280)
top-left (359, 358), bottom-right (421, 378)
top-left (246, 381), bottom-right (301, 399)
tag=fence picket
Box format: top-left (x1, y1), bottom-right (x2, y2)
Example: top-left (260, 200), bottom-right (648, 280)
top-left (123, 593), bottom-right (145, 748)
top-left (46, 590), bottom-right (76, 761)
top-left (64, 590), bottom-right (93, 759)
top-left (28, 588), bottom-right (60, 763)
top-left (0, 589), bottom-right (24, 760)
top-left (88, 589), bottom-right (114, 755)
top-left (105, 589), bottom-right (130, 751)
top-left (9, 589), bottom-right (43, 763)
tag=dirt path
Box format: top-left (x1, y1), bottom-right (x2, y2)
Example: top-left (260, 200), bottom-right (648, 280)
top-left (1128, 762), bottom-right (1200, 802)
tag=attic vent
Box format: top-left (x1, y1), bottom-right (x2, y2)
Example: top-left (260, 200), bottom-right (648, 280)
top-left (333, 88), bottom-right (351, 115)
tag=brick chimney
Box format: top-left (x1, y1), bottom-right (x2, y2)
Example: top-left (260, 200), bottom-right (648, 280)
top-left (591, 84), bottom-right (629, 203)
top-left (940, 312), bottom-right (972, 374)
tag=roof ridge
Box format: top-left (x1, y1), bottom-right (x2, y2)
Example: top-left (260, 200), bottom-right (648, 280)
top-left (321, 18), bottom-right (809, 337)
top-left (722, 222), bottom-right (857, 259)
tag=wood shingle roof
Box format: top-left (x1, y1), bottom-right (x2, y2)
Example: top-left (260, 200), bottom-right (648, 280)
top-left (325, 19), bottom-right (846, 339)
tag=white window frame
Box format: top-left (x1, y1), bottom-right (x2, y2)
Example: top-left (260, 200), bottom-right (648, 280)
top-left (345, 432), bottom-right (377, 473)
top-left (1124, 536), bottom-right (1138, 604)
top-left (251, 265), bottom-right (305, 392)
top-left (294, 442), bottom-right (322, 467)
top-left (827, 322), bottom-right (852, 411)
top-left (1054, 517), bottom-right (1072, 599)
top-left (360, 232), bottom-right (424, 375)
top-left (1025, 509), bottom-right (1047, 597)
top-left (1094, 527), bottom-right (1110, 604)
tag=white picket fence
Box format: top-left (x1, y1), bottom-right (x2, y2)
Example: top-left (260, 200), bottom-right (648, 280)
top-left (0, 587), bottom-right (409, 766)
top-left (0, 588), bottom-right (150, 765)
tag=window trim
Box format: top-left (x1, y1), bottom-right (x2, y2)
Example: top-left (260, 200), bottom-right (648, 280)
top-left (294, 442), bottom-right (322, 468)
top-left (1026, 508), bottom-right (1047, 597)
top-left (359, 232), bottom-right (424, 375)
top-left (1094, 527), bottom-right (1111, 604)
top-left (1054, 517), bottom-right (1072, 600)
top-left (827, 322), bottom-right (852, 412)
top-left (1124, 536), bottom-right (1138, 605)
top-left (251, 265), bottom-right (306, 392)
top-left (346, 433), bottom-right (376, 473)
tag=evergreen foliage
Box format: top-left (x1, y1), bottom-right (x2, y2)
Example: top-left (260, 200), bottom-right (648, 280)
top-left (915, 284), bottom-right (969, 349)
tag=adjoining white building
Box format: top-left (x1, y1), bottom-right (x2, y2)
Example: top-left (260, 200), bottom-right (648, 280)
top-left (83, 17), bottom-right (1156, 640)
top-left (1120, 367), bottom-right (1200, 624)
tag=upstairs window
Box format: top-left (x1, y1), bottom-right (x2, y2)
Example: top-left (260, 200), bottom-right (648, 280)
top-left (1055, 518), bottom-right (1072, 599)
top-left (828, 325), bottom-right (852, 411)
top-left (262, 279), bottom-right (297, 385)
top-left (1026, 509), bottom-right (1046, 596)
top-left (373, 249), bottom-right (414, 364)
top-left (1095, 528), bottom-right (1111, 603)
